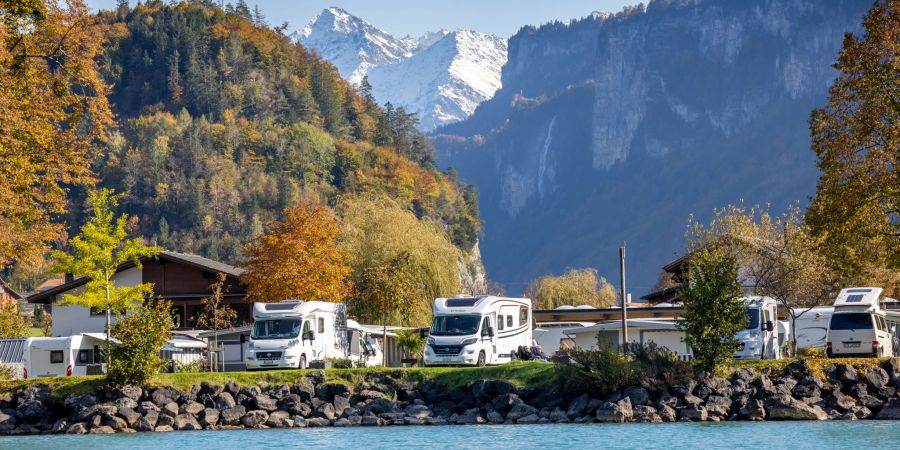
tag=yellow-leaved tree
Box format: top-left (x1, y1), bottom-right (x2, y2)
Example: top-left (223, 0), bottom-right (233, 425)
top-left (242, 201), bottom-right (352, 302)
top-left (524, 268), bottom-right (617, 310)
top-left (50, 189), bottom-right (161, 360)
top-left (0, 0), bottom-right (113, 270)
top-left (338, 196), bottom-right (462, 327)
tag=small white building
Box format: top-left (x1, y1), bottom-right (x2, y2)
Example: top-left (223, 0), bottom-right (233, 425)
top-left (564, 319), bottom-right (693, 361)
top-left (534, 321), bottom-right (595, 355)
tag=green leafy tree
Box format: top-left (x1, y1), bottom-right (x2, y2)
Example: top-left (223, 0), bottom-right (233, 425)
top-left (0, 301), bottom-right (29, 338)
top-left (193, 272), bottom-right (237, 371)
top-left (50, 189), bottom-right (161, 359)
top-left (676, 250), bottom-right (746, 372)
top-left (107, 300), bottom-right (175, 386)
top-left (806, 0), bottom-right (900, 296)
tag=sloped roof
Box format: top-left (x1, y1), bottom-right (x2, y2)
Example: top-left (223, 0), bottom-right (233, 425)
top-left (0, 278), bottom-right (23, 300)
top-left (27, 250), bottom-right (246, 304)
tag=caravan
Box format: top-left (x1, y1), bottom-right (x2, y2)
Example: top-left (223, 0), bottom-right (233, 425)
top-left (424, 296), bottom-right (532, 366)
top-left (245, 301), bottom-right (349, 370)
top-left (791, 307), bottom-right (833, 350)
top-left (827, 288), bottom-right (894, 358)
top-left (734, 296), bottom-right (781, 359)
top-left (22, 334), bottom-right (109, 378)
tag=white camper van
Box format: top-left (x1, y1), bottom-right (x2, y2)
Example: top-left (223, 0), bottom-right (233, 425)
top-left (827, 287), bottom-right (894, 358)
top-left (734, 296), bottom-right (781, 359)
top-left (791, 307), bottom-right (834, 350)
top-left (245, 300), bottom-right (349, 370)
top-left (23, 334), bottom-right (110, 379)
top-left (424, 296), bottom-right (532, 367)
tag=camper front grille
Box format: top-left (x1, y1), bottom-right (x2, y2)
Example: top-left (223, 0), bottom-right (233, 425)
top-left (431, 345), bottom-right (462, 356)
top-left (256, 351), bottom-right (283, 360)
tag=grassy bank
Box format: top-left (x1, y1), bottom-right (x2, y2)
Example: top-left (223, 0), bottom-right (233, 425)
top-left (2, 357), bottom-right (888, 400)
top-left (0, 361), bottom-right (560, 399)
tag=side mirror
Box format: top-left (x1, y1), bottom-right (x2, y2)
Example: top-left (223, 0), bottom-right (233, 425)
top-left (303, 331), bottom-right (315, 341)
top-left (487, 327), bottom-right (495, 338)
top-left (763, 321), bottom-right (774, 332)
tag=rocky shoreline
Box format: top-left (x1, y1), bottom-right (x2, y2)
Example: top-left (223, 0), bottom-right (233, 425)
top-left (3, 359), bottom-right (900, 435)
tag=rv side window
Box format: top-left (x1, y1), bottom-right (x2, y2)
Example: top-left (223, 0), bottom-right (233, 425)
top-left (50, 350), bottom-right (64, 364)
top-left (498, 316), bottom-right (504, 331)
top-left (506, 315), bottom-right (513, 328)
top-left (318, 317), bottom-right (325, 334)
top-left (519, 306), bottom-right (528, 325)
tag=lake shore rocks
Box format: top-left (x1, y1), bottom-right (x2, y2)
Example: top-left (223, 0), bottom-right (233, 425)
top-left (4, 358), bottom-right (900, 436)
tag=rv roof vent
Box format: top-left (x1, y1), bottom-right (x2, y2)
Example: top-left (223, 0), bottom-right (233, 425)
top-left (266, 301), bottom-right (302, 311)
top-left (446, 297), bottom-right (479, 307)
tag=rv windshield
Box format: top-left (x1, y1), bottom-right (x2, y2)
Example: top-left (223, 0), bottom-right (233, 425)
top-left (829, 313), bottom-right (873, 331)
top-left (745, 309), bottom-right (760, 330)
top-left (252, 319), bottom-right (301, 339)
top-left (431, 315), bottom-right (481, 336)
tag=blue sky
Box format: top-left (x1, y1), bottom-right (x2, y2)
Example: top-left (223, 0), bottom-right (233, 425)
top-left (86, 1), bottom-right (639, 37)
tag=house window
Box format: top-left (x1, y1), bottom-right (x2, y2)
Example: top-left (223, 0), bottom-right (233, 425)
top-left (317, 317), bottom-right (325, 334)
top-left (76, 350), bottom-right (93, 366)
top-left (50, 350), bottom-right (64, 364)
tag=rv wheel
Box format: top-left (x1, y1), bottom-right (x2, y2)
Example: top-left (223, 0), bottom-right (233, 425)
top-left (299, 355), bottom-right (307, 370)
top-left (476, 351), bottom-right (486, 367)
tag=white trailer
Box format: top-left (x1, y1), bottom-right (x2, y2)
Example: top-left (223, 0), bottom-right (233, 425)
top-left (790, 306), bottom-right (834, 350)
top-left (245, 300), bottom-right (349, 370)
top-left (424, 296), bottom-right (532, 366)
top-left (22, 334), bottom-right (111, 379)
top-left (734, 296), bottom-right (781, 359)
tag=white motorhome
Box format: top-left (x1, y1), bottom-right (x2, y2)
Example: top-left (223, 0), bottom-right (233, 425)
top-left (22, 334), bottom-right (110, 379)
top-left (827, 287), bottom-right (894, 358)
top-left (790, 307), bottom-right (834, 350)
top-left (424, 296), bottom-right (532, 366)
top-left (245, 301), bottom-right (349, 370)
top-left (734, 296), bottom-right (781, 359)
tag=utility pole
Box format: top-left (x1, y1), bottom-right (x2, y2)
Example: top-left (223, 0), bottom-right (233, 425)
top-left (620, 242), bottom-right (628, 355)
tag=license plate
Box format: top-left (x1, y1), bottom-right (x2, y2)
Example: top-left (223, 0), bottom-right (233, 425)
top-left (844, 342), bottom-right (860, 348)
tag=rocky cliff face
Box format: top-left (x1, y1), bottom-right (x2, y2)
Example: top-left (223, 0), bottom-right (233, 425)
top-left (294, 8), bottom-right (507, 131)
top-left (435, 0), bottom-right (868, 294)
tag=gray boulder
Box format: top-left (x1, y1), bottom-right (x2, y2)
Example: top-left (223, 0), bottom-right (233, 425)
top-left (705, 395), bottom-right (731, 417)
top-left (103, 415), bottom-right (128, 431)
top-left (679, 406), bottom-right (707, 422)
top-left (623, 386), bottom-right (650, 406)
top-left (834, 364), bottom-right (858, 384)
top-left (333, 395), bottom-right (351, 416)
top-left (156, 414), bottom-right (175, 428)
top-left (180, 401), bottom-right (205, 415)
top-left (252, 395), bottom-right (278, 412)
top-left (199, 408), bottom-right (220, 427)
top-left (658, 404), bottom-right (677, 422)
top-left (505, 402), bottom-right (538, 421)
top-left (317, 402), bottom-right (336, 420)
top-left (306, 417), bottom-right (330, 427)
top-left (154, 425), bottom-right (174, 432)
top-left (633, 405), bottom-right (661, 423)
top-left (516, 414), bottom-right (540, 424)
top-left (66, 422), bottom-right (89, 434)
top-left (214, 392), bottom-right (236, 410)
top-left (865, 368), bottom-right (890, 389)
top-left (151, 387), bottom-right (180, 407)
top-left (875, 398), bottom-right (900, 419)
top-left (739, 400), bottom-right (766, 420)
top-left (548, 407), bottom-right (569, 422)
top-left (132, 410), bottom-right (159, 432)
top-left (220, 406), bottom-right (246, 426)
top-left (825, 392), bottom-right (856, 411)
top-left (595, 398), bottom-right (633, 423)
top-left (161, 402), bottom-right (179, 417)
top-left (174, 414), bottom-right (202, 431)
top-left (766, 395), bottom-right (828, 420)
top-left (88, 425), bottom-right (115, 434)
top-left (241, 410), bottom-right (269, 428)
top-left (266, 411), bottom-right (293, 428)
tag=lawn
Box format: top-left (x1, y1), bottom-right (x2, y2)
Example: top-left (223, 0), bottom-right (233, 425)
top-left (0, 361), bottom-right (560, 399)
top-left (28, 327), bottom-right (45, 337)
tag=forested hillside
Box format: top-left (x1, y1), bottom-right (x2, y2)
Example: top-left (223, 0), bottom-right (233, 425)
top-left (88, 1), bottom-right (479, 264)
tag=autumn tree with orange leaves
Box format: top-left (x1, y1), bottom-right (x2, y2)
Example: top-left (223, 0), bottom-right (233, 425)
top-left (242, 202), bottom-right (351, 302)
top-left (0, 0), bottom-right (113, 270)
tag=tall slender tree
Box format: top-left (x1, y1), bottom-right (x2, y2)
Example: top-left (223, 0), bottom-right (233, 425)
top-left (50, 189), bottom-right (161, 361)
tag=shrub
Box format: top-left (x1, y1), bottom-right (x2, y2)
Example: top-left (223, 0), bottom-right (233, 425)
top-left (108, 300), bottom-right (175, 386)
top-left (550, 346), bottom-right (636, 396)
top-left (327, 358), bottom-right (354, 369)
top-left (626, 342), bottom-right (694, 390)
top-left (797, 347), bottom-right (827, 359)
top-left (396, 329), bottom-right (426, 360)
top-left (0, 364), bottom-right (19, 380)
top-left (176, 359), bottom-right (202, 373)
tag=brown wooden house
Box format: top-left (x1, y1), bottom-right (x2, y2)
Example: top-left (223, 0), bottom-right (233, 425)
top-left (27, 251), bottom-right (250, 336)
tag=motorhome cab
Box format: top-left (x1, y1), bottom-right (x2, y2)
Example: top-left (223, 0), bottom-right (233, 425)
top-left (424, 296), bottom-right (532, 367)
top-left (22, 334), bottom-right (109, 379)
top-left (827, 288), bottom-right (894, 358)
top-left (245, 301), bottom-right (348, 370)
top-left (734, 296), bottom-right (781, 359)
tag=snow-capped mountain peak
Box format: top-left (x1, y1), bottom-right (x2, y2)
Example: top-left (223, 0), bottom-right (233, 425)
top-left (294, 8), bottom-right (507, 131)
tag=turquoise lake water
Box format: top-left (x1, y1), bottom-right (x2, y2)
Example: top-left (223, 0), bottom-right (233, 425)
top-left (2, 422), bottom-right (899, 450)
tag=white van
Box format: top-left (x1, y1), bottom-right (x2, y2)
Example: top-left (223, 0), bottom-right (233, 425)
top-left (827, 287), bottom-right (894, 358)
top-left (791, 306), bottom-right (834, 350)
top-left (245, 301), bottom-right (349, 370)
top-left (734, 296), bottom-right (781, 359)
top-left (23, 334), bottom-right (110, 378)
top-left (424, 296), bottom-right (532, 366)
